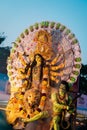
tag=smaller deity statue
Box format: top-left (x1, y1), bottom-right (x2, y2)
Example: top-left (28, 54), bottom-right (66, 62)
top-left (50, 81), bottom-right (74, 130)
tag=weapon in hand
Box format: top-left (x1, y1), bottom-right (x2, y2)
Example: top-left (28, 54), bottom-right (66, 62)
top-left (61, 93), bottom-right (82, 129)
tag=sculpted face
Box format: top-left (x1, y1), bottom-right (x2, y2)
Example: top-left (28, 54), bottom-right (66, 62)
top-left (35, 55), bottom-right (42, 66)
top-left (26, 89), bottom-right (41, 107)
top-left (59, 84), bottom-right (66, 96)
top-left (38, 33), bottom-right (48, 43)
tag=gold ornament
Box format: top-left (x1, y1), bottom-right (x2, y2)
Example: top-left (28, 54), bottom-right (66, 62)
top-left (33, 30), bottom-right (55, 60)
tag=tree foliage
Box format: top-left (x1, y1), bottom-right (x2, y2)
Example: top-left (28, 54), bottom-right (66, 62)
top-left (79, 64), bottom-right (87, 94)
top-left (0, 32), bottom-right (6, 44)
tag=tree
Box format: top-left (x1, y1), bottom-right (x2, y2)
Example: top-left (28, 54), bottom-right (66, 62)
top-left (0, 32), bottom-right (6, 44)
top-left (79, 64), bottom-right (87, 94)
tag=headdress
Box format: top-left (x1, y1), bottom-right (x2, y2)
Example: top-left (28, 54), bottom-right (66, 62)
top-left (33, 30), bottom-right (55, 60)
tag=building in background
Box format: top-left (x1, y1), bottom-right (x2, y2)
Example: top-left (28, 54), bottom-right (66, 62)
top-left (0, 47), bottom-right (10, 100)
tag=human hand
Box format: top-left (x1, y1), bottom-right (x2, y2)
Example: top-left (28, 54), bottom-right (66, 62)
top-left (63, 105), bottom-right (69, 110)
top-left (66, 106), bottom-right (69, 110)
top-left (22, 118), bottom-right (29, 122)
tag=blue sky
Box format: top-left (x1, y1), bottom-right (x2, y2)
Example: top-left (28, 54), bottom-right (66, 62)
top-left (0, 0), bottom-right (87, 64)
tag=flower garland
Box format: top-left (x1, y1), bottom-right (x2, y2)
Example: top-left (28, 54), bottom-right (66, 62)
top-left (33, 66), bottom-right (49, 115)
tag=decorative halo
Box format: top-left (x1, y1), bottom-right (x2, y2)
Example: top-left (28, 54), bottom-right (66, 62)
top-left (7, 21), bottom-right (81, 93)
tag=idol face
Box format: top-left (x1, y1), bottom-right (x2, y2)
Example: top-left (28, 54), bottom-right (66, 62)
top-left (35, 55), bottom-right (42, 66)
top-left (59, 84), bottom-right (66, 96)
